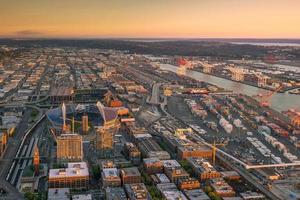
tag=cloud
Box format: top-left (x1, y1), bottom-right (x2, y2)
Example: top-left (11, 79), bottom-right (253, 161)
top-left (15, 30), bottom-right (44, 35)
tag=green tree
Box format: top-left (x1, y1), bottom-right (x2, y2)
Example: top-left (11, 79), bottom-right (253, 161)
top-left (204, 185), bottom-right (213, 193)
top-left (24, 192), bottom-right (38, 200)
top-left (92, 165), bottom-right (101, 180)
top-left (208, 192), bottom-right (222, 200)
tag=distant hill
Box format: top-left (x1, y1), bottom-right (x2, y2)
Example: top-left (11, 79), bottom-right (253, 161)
top-left (0, 39), bottom-right (299, 59)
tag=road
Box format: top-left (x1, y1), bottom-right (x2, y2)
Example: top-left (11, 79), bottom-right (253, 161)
top-left (147, 83), bottom-right (161, 105)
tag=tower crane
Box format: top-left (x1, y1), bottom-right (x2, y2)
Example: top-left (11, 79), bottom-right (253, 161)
top-left (212, 141), bottom-right (227, 166)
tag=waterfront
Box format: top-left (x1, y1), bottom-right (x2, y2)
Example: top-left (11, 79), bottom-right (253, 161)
top-left (160, 64), bottom-right (300, 112)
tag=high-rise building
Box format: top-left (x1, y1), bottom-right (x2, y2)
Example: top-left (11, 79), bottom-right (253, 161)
top-left (82, 115), bottom-right (89, 134)
top-left (96, 126), bottom-right (117, 157)
top-left (57, 134), bottom-right (83, 162)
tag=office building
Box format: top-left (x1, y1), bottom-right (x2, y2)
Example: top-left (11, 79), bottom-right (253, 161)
top-left (57, 133), bottom-right (83, 162)
top-left (183, 189), bottom-right (210, 200)
top-left (210, 178), bottom-right (236, 197)
top-left (49, 162), bottom-right (89, 190)
top-left (143, 158), bottom-right (163, 174)
top-left (96, 126), bottom-right (116, 157)
top-left (157, 183), bottom-right (188, 200)
top-left (124, 142), bottom-right (141, 165)
top-left (82, 115), bottom-right (89, 134)
top-left (120, 167), bottom-right (142, 185)
top-left (101, 168), bottom-right (121, 188)
top-left (163, 160), bottom-right (189, 184)
top-left (177, 178), bottom-right (200, 190)
top-left (187, 158), bottom-right (220, 180)
top-left (124, 183), bottom-right (151, 200)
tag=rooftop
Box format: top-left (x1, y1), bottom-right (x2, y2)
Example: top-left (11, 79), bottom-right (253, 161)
top-left (183, 189), bottom-right (210, 200)
top-left (49, 162), bottom-right (89, 179)
top-left (105, 187), bottom-right (127, 200)
top-left (48, 188), bottom-right (70, 200)
top-left (102, 168), bottom-right (119, 178)
top-left (121, 167), bottom-right (141, 177)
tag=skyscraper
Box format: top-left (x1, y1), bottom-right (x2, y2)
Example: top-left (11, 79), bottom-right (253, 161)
top-left (57, 134), bottom-right (83, 162)
top-left (82, 115), bottom-right (89, 134)
top-left (96, 126), bottom-right (117, 157)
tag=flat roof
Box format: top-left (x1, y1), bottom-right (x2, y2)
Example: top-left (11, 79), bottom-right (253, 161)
top-left (48, 188), bottom-right (70, 200)
top-left (102, 168), bottom-right (119, 178)
top-left (121, 167), bottom-right (141, 176)
top-left (183, 189), bottom-right (210, 200)
top-left (49, 162), bottom-right (89, 179)
top-left (49, 87), bottom-right (74, 97)
top-left (72, 194), bottom-right (92, 200)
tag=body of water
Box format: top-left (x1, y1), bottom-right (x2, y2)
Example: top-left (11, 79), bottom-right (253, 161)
top-left (231, 42), bottom-right (300, 47)
top-left (160, 64), bottom-right (300, 112)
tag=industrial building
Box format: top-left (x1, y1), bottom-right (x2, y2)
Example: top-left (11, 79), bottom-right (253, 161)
top-left (177, 145), bottom-right (212, 160)
top-left (136, 136), bottom-right (170, 160)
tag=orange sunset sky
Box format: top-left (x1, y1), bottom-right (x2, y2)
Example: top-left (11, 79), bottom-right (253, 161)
top-left (0, 0), bottom-right (300, 38)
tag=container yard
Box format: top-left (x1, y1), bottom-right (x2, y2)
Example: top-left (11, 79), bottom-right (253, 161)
top-left (166, 94), bottom-right (300, 166)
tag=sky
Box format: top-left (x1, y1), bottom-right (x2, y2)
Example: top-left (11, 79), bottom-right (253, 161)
top-left (0, 0), bottom-right (300, 38)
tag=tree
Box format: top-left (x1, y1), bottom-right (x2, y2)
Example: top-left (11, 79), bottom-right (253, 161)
top-left (204, 185), bottom-right (213, 193)
top-left (24, 192), bottom-right (38, 200)
top-left (208, 192), bottom-right (222, 200)
top-left (92, 165), bottom-right (101, 180)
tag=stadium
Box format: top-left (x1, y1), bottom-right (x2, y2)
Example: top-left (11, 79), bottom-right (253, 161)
top-left (46, 102), bottom-right (122, 131)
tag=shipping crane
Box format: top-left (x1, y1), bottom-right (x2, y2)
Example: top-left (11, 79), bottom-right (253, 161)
top-left (201, 61), bottom-right (215, 74)
top-left (227, 66), bottom-right (245, 82)
top-left (254, 72), bottom-right (270, 87)
top-left (256, 85), bottom-right (283, 107)
top-left (176, 58), bottom-right (190, 76)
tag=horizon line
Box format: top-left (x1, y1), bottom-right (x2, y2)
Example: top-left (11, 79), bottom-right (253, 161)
top-left (1, 37), bottom-right (300, 41)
